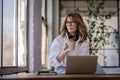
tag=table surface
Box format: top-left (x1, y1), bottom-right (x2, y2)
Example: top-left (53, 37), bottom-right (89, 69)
top-left (0, 73), bottom-right (120, 80)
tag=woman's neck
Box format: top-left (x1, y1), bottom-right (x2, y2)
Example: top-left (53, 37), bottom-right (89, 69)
top-left (68, 32), bottom-right (78, 41)
top-left (70, 37), bottom-right (77, 41)
top-left (70, 32), bottom-right (76, 36)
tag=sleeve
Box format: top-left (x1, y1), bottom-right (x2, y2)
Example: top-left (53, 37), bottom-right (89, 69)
top-left (80, 40), bottom-right (90, 56)
top-left (49, 38), bottom-right (65, 68)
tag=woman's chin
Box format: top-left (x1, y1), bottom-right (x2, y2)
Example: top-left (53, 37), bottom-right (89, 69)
top-left (68, 30), bottom-right (75, 33)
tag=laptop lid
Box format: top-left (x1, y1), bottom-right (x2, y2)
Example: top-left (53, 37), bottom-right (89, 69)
top-left (66, 56), bottom-right (98, 74)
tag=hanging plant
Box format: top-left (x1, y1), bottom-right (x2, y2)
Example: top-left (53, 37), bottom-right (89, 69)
top-left (86, 0), bottom-right (118, 66)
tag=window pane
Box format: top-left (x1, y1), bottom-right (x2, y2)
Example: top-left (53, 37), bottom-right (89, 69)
top-left (3, 0), bottom-right (16, 66)
top-left (18, 0), bottom-right (27, 66)
top-left (105, 50), bottom-right (119, 66)
top-left (41, 0), bottom-right (47, 68)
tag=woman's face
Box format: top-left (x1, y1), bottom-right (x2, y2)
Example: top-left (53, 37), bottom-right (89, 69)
top-left (66, 16), bottom-right (77, 35)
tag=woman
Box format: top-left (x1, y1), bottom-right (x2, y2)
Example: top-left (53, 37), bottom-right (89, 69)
top-left (50, 12), bottom-right (90, 74)
top-left (50, 12), bottom-right (105, 74)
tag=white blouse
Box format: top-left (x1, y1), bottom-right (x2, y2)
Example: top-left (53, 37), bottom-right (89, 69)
top-left (50, 34), bottom-right (89, 68)
top-left (50, 34), bottom-right (105, 74)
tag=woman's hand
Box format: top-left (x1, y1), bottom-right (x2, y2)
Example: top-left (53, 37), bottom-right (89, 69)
top-left (63, 43), bottom-right (69, 51)
top-left (56, 43), bottom-right (69, 63)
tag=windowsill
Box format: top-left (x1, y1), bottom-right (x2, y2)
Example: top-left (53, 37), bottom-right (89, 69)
top-left (0, 67), bottom-right (28, 75)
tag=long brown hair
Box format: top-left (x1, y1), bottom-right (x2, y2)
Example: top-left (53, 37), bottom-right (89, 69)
top-left (60, 12), bottom-right (87, 42)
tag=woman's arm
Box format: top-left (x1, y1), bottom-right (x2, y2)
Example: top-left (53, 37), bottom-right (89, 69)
top-left (50, 37), bottom-right (68, 67)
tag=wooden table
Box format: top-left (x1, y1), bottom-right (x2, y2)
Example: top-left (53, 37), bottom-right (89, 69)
top-left (0, 73), bottom-right (120, 80)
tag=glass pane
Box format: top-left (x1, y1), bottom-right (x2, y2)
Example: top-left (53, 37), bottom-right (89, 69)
top-left (18, 0), bottom-right (27, 66)
top-left (0, 0), bottom-right (2, 67)
top-left (41, 22), bottom-right (47, 67)
top-left (105, 32), bottom-right (118, 49)
top-left (41, 0), bottom-right (47, 67)
top-left (3, 0), bottom-right (16, 66)
top-left (92, 50), bottom-right (119, 66)
top-left (105, 50), bottom-right (119, 66)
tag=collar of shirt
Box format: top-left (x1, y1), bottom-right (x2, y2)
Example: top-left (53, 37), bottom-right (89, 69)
top-left (63, 33), bottom-right (81, 45)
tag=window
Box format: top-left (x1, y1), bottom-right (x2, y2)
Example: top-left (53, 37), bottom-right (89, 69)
top-left (41, 0), bottom-right (60, 69)
top-left (0, 0), bottom-right (28, 75)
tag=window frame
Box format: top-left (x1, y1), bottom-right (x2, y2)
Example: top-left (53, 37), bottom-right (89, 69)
top-left (0, 0), bottom-right (28, 75)
top-left (118, 0), bottom-right (120, 67)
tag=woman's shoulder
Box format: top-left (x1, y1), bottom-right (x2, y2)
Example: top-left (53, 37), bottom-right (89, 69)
top-left (53, 35), bottom-right (64, 42)
top-left (81, 39), bottom-right (89, 47)
top-left (82, 39), bottom-right (89, 44)
top-left (51, 35), bottom-right (65, 47)
top-left (83, 39), bottom-right (88, 43)
top-left (55, 35), bottom-right (64, 39)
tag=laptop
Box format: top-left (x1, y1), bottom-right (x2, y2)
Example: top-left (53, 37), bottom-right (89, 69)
top-left (66, 56), bottom-right (98, 74)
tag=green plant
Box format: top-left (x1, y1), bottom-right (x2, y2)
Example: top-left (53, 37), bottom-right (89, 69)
top-left (86, 0), bottom-right (118, 66)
